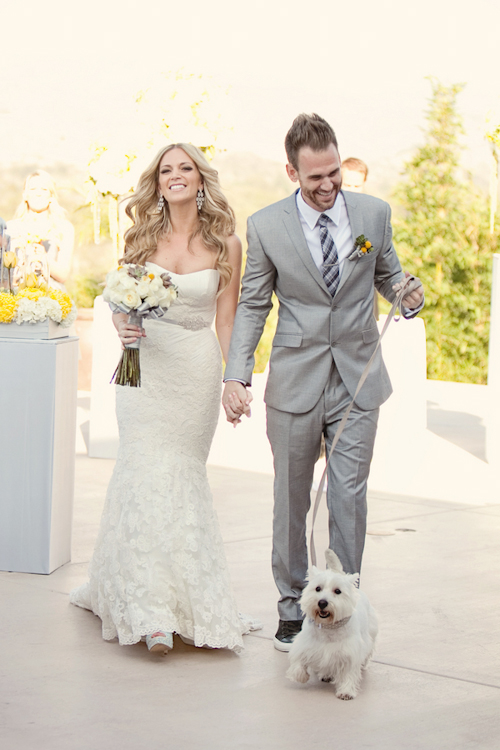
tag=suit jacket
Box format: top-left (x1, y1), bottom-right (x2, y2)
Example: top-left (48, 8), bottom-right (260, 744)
top-left (225, 190), bottom-right (414, 413)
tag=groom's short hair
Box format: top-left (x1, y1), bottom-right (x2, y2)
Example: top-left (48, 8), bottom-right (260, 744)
top-left (285, 114), bottom-right (338, 170)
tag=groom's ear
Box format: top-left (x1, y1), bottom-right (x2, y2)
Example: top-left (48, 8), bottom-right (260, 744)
top-left (286, 162), bottom-right (299, 183)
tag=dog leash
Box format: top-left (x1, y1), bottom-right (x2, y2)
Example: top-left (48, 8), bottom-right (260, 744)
top-left (309, 275), bottom-right (422, 567)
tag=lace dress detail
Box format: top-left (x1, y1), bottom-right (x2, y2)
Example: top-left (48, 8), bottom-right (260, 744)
top-left (70, 267), bottom-right (257, 651)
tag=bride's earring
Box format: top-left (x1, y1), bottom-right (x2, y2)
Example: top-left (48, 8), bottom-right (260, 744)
top-left (196, 188), bottom-right (205, 211)
top-left (156, 194), bottom-right (164, 213)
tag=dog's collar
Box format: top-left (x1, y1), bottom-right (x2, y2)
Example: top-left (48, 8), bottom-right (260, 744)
top-left (309, 616), bottom-right (351, 630)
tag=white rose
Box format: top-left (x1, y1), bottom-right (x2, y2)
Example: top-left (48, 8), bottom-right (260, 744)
top-left (158, 287), bottom-right (176, 308)
top-left (108, 289), bottom-right (125, 305)
top-left (105, 269), bottom-right (122, 288)
top-left (137, 278), bottom-right (151, 298)
top-left (149, 276), bottom-right (163, 292)
top-left (119, 274), bottom-right (137, 291)
top-left (123, 289), bottom-right (141, 309)
top-left (145, 293), bottom-right (159, 308)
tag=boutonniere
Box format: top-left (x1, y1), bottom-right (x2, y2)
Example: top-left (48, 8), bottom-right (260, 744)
top-left (349, 235), bottom-right (374, 260)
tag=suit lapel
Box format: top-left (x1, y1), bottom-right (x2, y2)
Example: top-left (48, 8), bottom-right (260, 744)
top-left (282, 193), bottom-right (331, 297)
top-left (334, 191), bottom-right (363, 298)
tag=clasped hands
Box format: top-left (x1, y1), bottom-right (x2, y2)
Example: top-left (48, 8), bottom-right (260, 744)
top-left (222, 381), bottom-right (253, 427)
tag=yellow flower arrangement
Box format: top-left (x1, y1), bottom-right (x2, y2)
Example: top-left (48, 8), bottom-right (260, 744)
top-left (0, 286), bottom-right (76, 327)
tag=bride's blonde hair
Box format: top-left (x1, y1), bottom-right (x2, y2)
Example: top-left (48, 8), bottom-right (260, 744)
top-left (122, 143), bottom-right (235, 292)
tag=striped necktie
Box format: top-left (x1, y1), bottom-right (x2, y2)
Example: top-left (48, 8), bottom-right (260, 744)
top-left (318, 213), bottom-right (340, 296)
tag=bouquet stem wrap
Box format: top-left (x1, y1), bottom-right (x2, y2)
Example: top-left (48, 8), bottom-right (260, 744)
top-left (111, 312), bottom-right (143, 387)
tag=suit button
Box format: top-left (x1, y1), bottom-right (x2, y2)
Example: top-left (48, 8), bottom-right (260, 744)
top-left (331, 342), bottom-right (337, 347)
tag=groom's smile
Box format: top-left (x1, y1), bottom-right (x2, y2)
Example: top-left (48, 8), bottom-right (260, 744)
top-left (287, 143), bottom-right (342, 212)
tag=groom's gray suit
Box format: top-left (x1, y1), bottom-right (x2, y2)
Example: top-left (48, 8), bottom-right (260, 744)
top-left (225, 189), bottom-right (414, 619)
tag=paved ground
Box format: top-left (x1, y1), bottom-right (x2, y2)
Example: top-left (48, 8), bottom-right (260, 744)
top-left (1, 384), bottom-right (499, 749)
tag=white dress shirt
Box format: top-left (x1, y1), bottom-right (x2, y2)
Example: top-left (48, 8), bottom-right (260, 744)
top-left (296, 189), bottom-right (423, 316)
top-left (296, 189), bottom-right (353, 281)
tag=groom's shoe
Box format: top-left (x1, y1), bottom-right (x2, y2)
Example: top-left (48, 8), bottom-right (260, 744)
top-left (274, 620), bottom-right (303, 652)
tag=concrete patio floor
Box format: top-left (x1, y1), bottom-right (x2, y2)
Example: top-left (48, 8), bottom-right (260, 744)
top-left (1, 384), bottom-right (500, 749)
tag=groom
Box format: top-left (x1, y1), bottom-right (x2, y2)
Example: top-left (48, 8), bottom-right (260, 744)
top-left (222, 114), bottom-right (424, 651)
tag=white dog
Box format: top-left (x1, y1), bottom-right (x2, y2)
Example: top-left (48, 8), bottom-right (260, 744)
top-left (286, 549), bottom-right (378, 700)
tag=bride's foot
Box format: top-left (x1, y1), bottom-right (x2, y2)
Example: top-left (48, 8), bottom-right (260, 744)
top-left (146, 632), bottom-right (173, 654)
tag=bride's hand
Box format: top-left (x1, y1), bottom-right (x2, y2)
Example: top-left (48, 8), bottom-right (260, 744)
top-left (222, 382), bottom-right (252, 426)
top-left (116, 320), bottom-right (146, 350)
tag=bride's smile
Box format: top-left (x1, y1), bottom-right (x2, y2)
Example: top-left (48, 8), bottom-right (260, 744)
top-left (158, 147), bottom-right (203, 207)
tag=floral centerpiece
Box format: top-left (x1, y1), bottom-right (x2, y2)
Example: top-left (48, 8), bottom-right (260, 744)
top-left (0, 285), bottom-right (77, 327)
top-left (0, 252), bottom-right (77, 331)
top-left (103, 263), bottom-right (177, 387)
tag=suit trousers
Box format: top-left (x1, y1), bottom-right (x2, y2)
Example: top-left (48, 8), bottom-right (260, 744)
top-left (266, 364), bottom-right (379, 620)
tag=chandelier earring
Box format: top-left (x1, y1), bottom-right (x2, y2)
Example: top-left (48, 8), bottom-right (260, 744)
top-left (196, 188), bottom-right (205, 211)
top-left (156, 194), bottom-right (165, 213)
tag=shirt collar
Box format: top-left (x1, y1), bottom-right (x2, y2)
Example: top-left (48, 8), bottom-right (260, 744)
top-left (296, 189), bottom-right (344, 229)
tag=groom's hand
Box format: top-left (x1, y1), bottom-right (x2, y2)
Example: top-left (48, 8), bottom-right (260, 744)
top-left (222, 381), bottom-right (253, 427)
top-left (393, 271), bottom-right (424, 310)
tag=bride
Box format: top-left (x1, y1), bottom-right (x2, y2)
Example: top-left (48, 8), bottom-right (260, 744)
top-left (70, 143), bottom-right (255, 654)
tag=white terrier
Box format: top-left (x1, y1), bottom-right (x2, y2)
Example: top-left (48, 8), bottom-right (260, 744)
top-left (286, 549), bottom-right (378, 700)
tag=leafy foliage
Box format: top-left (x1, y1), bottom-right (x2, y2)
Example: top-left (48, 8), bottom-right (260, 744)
top-left (392, 80), bottom-right (498, 383)
top-left (66, 274), bottom-right (104, 309)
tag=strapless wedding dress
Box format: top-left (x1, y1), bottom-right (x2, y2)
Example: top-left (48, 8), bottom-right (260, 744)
top-left (70, 264), bottom-right (258, 651)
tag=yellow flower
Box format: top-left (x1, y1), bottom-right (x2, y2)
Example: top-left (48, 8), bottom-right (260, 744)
top-left (18, 288), bottom-right (45, 301)
top-left (25, 273), bottom-right (38, 288)
top-left (0, 294), bottom-right (17, 322)
top-left (3, 251), bottom-right (17, 269)
top-left (47, 288), bottom-right (72, 318)
top-left (365, 241), bottom-right (372, 249)
top-left (361, 247), bottom-right (367, 253)
top-left (148, 273), bottom-right (155, 280)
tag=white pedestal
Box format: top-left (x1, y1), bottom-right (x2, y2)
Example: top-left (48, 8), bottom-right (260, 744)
top-left (0, 336), bottom-right (78, 574)
top-left (88, 296), bottom-right (121, 458)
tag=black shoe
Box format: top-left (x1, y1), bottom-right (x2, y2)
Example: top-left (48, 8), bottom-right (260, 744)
top-left (273, 619), bottom-right (303, 652)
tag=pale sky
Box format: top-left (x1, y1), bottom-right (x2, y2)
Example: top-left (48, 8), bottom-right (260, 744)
top-left (1, 0), bottom-right (498, 177)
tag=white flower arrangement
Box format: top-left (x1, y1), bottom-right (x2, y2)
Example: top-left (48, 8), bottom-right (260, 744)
top-left (15, 296), bottom-right (78, 326)
top-left (103, 264), bottom-right (177, 313)
top-left (103, 263), bottom-right (177, 387)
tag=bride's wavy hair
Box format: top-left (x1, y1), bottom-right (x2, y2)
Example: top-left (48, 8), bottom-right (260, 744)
top-left (122, 143), bottom-right (236, 292)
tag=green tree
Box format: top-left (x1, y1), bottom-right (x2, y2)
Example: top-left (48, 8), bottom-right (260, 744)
top-left (485, 121), bottom-right (500, 234)
top-left (393, 79), bottom-right (498, 383)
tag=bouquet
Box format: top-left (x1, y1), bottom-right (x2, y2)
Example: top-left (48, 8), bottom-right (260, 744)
top-left (103, 263), bottom-right (177, 387)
